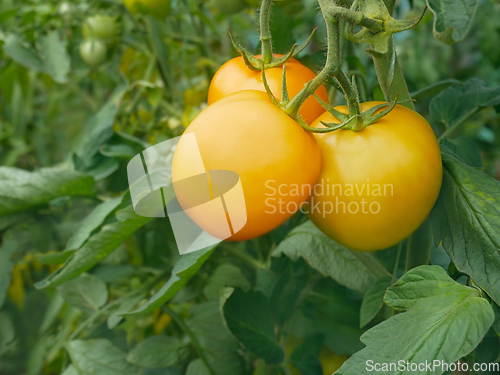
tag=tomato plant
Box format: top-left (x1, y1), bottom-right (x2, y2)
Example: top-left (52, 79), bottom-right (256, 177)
top-left (1, 0), bottom-right (500, 375)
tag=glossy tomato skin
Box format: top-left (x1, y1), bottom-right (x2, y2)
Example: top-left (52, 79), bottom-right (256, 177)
top-left (124, 0), bottom-right (171, 18)
top-left (207, 56), bottom-right (328, 124)
top-left (79, 40), bottom-right (107, 68)
top-left (172, 90), bottom-right (321, 241)
top-left (308, 102), bottom-right (442, 251)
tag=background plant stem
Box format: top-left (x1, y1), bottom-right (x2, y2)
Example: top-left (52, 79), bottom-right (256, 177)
top-left (260, 0), bottom-right (274, 64)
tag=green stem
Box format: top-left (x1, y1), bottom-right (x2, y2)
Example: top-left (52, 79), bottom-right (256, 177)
top-left (286, 1), bottom-right (360, 120)
top-left (325, 5), bottom-right (384, 33)
top-left (125, 52), bottom-right (157, 115)
top-left (163, 305), bottom-right (216, 375)
top-left (391, 241), bottom-right (403, 284)
top-left (405, 217), bottom-right (432, 272)
top-left (68, 271), bottom-right (168, 340)
top-left (438, 108), bottom-right (478, 140)
top-left (221, 243), bottom-right (266, 270)
top-left (260, 0), bottom-right (274, 64)
top-left (371, 13), bottom-right (414, 110)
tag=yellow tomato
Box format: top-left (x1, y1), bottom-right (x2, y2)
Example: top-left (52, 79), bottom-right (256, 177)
top-left (308, 102), bottom-right (442, 251)
top-left (172, 90), bottom-right (321, 241)
top-left (207, 56), bottom-right (329, 124)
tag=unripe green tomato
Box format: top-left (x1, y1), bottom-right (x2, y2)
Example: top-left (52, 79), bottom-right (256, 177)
top-left (211, 0), bottom-right (247, 15)
top-left (82, 15), bottom-right (118, 43)
top-left (79, 39), bottom-right (107, 68)
top-left (58, 2), bottom-right (73, 23)
top-left (123, 0), bottom-right (171, 18)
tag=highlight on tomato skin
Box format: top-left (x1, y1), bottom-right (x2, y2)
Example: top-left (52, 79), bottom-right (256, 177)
top-left (172, 90), bottom-right (322, 242)
top-left (307, 102), bottom-right (443, 252)
top-left (207, 55), bottom-right (329, 124)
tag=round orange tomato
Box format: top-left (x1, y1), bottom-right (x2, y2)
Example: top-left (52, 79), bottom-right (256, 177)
top-left (308, 102), bottom-right (442, 251)
top-left (172, 90), bottom-right (321, 241)
top-left (207, 56), bottom-right (328, 124)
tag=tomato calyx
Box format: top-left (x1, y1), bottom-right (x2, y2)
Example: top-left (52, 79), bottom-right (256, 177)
top-left (314, 94), bottom-right (417, 132)
top-left (228, 28), bottom-right (316, 71)
top-left (227, 0), bottom-right (316, 71)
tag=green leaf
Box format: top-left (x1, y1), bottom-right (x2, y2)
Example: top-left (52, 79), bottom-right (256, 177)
top-left (187, 301), bottom-right (243, 375)
top-left (0, 237), bottom-right (16, 309)
top-left (289, 334), bottom-right (323, 375)
top-left (430, 79), bottom-right (500, 129)
top-left (410, 79), bottom-right (461, 100)
top-left (426, 0), bottom-right (478, 44)
top-left (269, 258), bottom-right (308, 324)
top-left (145, 16), bottom-right (173, 92)
top-left (203, 264), bottom-right (250, 301)
top-left (61, 365), bottom-right (78, 375)
top-left (290, 281), bottom-right (364, 356)
top-left (186, 359), bottom-right (211, 375)
top-left (492, 302), bottom-right (500, 336)
top-left (107, 294), bottom-right (144, 329)
top-left (72, 82), bottom-right (128, 170)
top-left (272, 221), bottom-right (381, 294)
top-left (430, 146), bottom-right (500, 305)
top-left (359, 276), bottom-right (392, 328)
top-left (3, 34), bottom-right (43, 71)
top-left (99, 144), bottom-right (137, 159)
top-left (57, 273), bottom-right (108, 313)
top-left (35, 205), bottom-right (152, 289)
top-left (336, 266), bottom-right (494, 375)
top-left (38, 31), bottom-right (70, 84)
top-left (65, 339), bottom-right (139, 375)
top-left (0, 312), bottom-right (15, 346)
top-left (66, 196), bottom-right (124, 251)
top-left (221, 288), bottom-right (284, 365)
top-left (126, 336), bottom-right (183, 369)
top-left (37, 250), bottom-right (75, 266)
top-left (0, 166), bottom-right (94, 217)
top-left (440, 137), bottom-right (482, 168)
top-left (127, 246), bottom-right (215, 315)
top-left (0, 212), bottom-right (30, 231)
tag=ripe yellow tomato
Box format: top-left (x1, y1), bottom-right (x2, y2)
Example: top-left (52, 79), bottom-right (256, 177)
top-left (308, 102), bottom-right (442, 251)
top-left (207, 56), bottom-right (329, 124)
top-left (172, 90), bottom-right (321, 241)
top-left (124, 0), bottom-right (171, 18)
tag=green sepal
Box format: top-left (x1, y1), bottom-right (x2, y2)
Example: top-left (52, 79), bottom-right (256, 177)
top-left (320, 115), bottom-right (357, 131)
top-left (281, 65), bottom-right (290, 103)
top-left (229, 27), bottom-right (316, 70)
top-left (228, 29), bottom-right (261, 70)
top-left (313, 94), bottom-right (350, 123)
top-left (345, 3), bottom-right (426, 56)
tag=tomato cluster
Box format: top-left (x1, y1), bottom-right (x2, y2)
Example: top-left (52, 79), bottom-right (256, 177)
top-left (79, 15), bottom-right (118, 68)
top-left (173, 56), bottom-right (443, 251)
